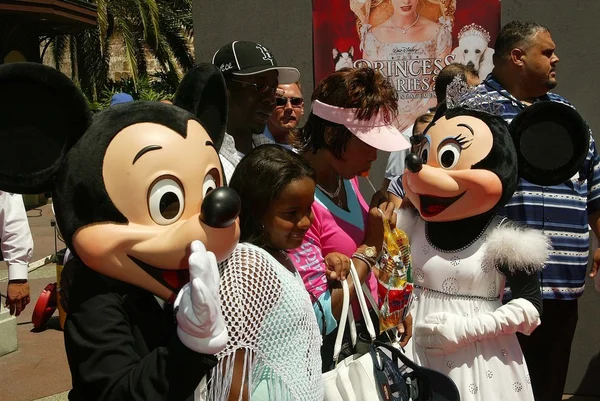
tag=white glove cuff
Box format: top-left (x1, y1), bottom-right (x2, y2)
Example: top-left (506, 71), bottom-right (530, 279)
top-left (177, 325), bottom-right (228, 355)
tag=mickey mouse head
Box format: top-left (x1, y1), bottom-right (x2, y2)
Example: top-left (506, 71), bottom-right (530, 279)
top-left (0, 62), bottom-right (241, 302)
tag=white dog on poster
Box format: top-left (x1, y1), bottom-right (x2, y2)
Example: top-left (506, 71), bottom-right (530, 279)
top-left (333, 46), bottom-right (354, 71)
top-left (451, 23), bottom-right (495, 80)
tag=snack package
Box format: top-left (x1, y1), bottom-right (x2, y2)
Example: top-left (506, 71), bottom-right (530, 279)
top-left (376, 217), bottom-right (414, 333)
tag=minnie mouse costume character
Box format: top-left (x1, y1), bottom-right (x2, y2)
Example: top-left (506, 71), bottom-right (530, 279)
top-left (397, 80), bottom-right (590, 401)
top-left (0, 62), bottom-right (241, 400)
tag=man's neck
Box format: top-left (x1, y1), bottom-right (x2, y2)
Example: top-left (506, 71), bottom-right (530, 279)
top-left (266, 122), bottom-right (290, 145)
top-left (227, 125), bottom-right (255, 155)
top-left (491, 67), bottom-right (545, 104)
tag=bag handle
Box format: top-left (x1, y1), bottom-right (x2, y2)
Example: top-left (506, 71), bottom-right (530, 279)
top-left (347, 307), bottom-right (358, 347)
top-left (332, 278), bottom-right (350, 363)
top-left (373, 340), bottom-right (422, 371)
top-left (332, 262), bottom-right (378, 362)
top-left (362, 282), bottom-right (379, 317)
top-left (349, 261), bottom-right (377, 341)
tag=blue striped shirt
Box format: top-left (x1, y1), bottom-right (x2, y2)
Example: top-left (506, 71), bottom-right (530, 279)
top-left (481, 75), bottom-right (600, 300)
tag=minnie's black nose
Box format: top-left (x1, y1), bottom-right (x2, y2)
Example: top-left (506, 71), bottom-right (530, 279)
top-left (405, 153), bottom-right (423, 173)
top-left (200, 187), bottom-right (241, 228)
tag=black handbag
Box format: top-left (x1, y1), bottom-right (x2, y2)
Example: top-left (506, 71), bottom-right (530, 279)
top-left (370, 340), bottom-right (461, 401)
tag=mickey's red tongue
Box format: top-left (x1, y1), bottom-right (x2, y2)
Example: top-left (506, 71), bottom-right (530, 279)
top-left (161, 270), bottom-right (190, 293)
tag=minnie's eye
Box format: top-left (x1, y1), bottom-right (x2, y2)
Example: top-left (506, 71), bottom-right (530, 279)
top-left (419, 142), bottom-right (430, 164)
top-left (148, 178), bottom-right (184, 225)
top-left (437, 142), bottom-right (462, 169)
top-left (202, 171), bottom-right (218, 197)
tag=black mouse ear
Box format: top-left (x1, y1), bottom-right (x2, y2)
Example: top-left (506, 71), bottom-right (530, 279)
top-left (173, 63), bottom-right (227, 150)
top-left (0, 62), bottom-right (91, 194)
top-left (509, 101), bottom-right (589, 186)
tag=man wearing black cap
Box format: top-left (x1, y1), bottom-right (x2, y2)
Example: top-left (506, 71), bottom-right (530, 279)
top-left (212, 41), bottom-right (300, 181)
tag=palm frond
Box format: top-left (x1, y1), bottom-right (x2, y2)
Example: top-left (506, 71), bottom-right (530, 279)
top-left (50, 35), bottom-right (68, 70)
top-left (96, 0), bottom-right (110, 56)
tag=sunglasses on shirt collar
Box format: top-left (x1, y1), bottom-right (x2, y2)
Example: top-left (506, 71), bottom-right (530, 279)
top-left (275, 96), bottom-right (304, 108)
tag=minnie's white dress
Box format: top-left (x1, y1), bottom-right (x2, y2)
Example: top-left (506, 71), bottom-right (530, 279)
top-left (399, 211), bottom-right (548, 401)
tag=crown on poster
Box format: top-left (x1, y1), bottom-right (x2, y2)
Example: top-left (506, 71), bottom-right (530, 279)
top-left (446, 75), bottom-right (504, 116)
top-left (458, 23), bottom-right (491, 43)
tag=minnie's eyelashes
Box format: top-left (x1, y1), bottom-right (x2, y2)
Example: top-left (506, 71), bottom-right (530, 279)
top-left (454, 134), bottom-right (473, 149)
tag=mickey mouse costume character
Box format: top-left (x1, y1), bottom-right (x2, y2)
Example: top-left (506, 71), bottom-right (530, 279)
top-left (0, 62), bottom-right (241, 401)
top-left (397, 79), bottom-right (590, 401)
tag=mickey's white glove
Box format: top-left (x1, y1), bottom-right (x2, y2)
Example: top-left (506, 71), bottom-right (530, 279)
top-left (414, 298), bottom-right (540, 356)
top-left (174, 240), bottom-right (227, 354)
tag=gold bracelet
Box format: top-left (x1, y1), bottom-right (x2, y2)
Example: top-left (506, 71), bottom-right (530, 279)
top-left (352, 252), bottom-right (375, 271)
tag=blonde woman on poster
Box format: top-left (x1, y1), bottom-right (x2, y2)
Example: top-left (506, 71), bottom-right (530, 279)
top-left (351, 0), bottom-right (454, 132)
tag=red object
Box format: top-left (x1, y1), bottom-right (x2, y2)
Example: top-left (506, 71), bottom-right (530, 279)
top-left (32, 283), bottom-right (58, 330)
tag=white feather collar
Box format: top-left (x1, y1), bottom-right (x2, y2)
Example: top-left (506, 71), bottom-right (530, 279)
top-left (482, 220), bottom-right (551, 274)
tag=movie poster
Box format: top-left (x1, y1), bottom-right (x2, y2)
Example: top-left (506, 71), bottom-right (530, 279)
top-left (313, 0), bottom-right (501, 133)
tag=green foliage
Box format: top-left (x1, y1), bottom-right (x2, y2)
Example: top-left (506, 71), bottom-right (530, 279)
top-left (84, 74), bottom-right (175, 113)
top-left (46, 0), bottom-right (194, 102)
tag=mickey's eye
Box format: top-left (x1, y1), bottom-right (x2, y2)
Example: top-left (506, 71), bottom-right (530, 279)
top-left (419, 141), bottom-right (430, 164)
top-left (437, 142), bottom-right (462, 169)
top-left (202, 168), bottom-right (221, 198)
top-left (203, 172), bottom-right (218, 197)
top-left (148, 177), bottom-right (184, 225)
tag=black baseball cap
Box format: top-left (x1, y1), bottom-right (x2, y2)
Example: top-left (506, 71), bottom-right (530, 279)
top-left (212, 41), bottom-right (300, 84)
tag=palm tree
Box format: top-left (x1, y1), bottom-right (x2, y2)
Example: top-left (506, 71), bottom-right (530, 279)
top-left (41, 0), bottom-right (194, 102)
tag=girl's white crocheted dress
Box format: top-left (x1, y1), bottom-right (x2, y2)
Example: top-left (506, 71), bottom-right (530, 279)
top-left (201, 243), bottom-right (323, 401)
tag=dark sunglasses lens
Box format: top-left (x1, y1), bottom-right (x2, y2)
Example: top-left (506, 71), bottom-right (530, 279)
top-left (276, 97), bottom-right (287, 107)
top-left (290, 97), bottom-right (304, 106)
top-left (410, 134), bottom-right (423, 145)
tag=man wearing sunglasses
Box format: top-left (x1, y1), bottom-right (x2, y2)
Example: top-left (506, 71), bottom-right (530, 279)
top-left (212, 41), bottom-right (300, 181)
top-left (263, 82), bottom-right (304, 151)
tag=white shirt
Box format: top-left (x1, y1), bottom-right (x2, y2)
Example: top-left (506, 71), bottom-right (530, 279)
top-left (384, 124), bottom-right (414, 179)
top-left (262, 126), bottom-right (293, 151)
top-left (219, 132), bottom-right (276, 182)
top-left (0, 192), bottom-right (33, 280)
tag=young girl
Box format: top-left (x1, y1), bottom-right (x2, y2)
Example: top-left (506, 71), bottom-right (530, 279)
top-left (203, 145), bottom-right (323, 401)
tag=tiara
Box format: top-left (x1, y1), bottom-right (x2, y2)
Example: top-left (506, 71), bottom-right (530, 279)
top-left (446, 75), bottom-right (505, 116)
top-left (458, 23), bottom-right (491, 43)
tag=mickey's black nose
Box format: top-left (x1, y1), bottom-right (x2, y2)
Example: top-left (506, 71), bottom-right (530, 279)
top-left (405, 153), bottom-right (423, 173)
top-left (200, 187), bottom-right (241, 228)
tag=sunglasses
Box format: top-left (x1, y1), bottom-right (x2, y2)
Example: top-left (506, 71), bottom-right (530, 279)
top-left (275, 96), bottom-right (304, 108)
top-left (230, 79), bottom-right (278, 95)
top-left (410, 134), bottom-right (425, 146)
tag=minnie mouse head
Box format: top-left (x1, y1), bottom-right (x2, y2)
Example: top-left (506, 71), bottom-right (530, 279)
top-left (402, 83), bottom-right (589, 223)
top-left (0, 62), bottom-right (241, 302)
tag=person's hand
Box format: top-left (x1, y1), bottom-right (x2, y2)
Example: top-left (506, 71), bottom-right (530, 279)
top-left (369, 189), bottom-right (389, 209)
top-left (399, 196), bottom-right (415, 210)
top-left (325, 252), bottom-right (351, 281)
top-left (590, 247), bottom-right (600, 278)
top-left (414, 312), bottom-right (467, 355)
top-left (174, 240), bottom-right (227, 354)
top-left (397, 313), bottom-right (413, 347)
top-left (6, 280), bottom-right (30, 316)
top-left (363, 201), bottom-right (395, 252)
